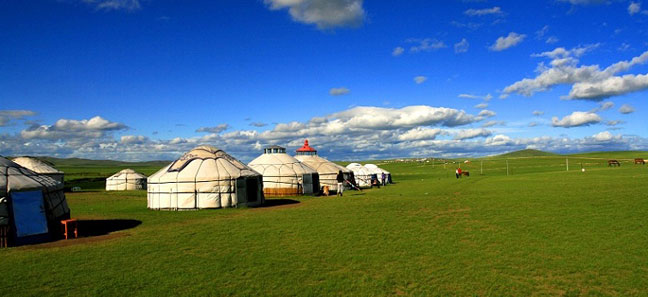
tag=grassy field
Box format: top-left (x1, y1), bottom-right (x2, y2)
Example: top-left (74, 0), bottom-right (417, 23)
top-left (2, 152), bottom-right (648, 296)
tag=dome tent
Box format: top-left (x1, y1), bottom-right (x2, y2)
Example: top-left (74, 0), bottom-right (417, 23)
top-left (12, 157), bottom-right (64, 184)
top-left (294, 140), bottom-right (352, 193)
top-left (248, 145), bottom-right (320, 196)
top-left (364, 164), bottom-right (392, 184)
top-left (0, 157), bottom-right (70, 246)
top-left (106, 169), bottom-right (147, 191)
top-left (147, 146), bottom-right (264, 210)
top-left (346, 163), bottom-right (373, 188)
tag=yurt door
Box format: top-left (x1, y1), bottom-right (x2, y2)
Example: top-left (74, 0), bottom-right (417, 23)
top-left (10, 190), bottom-right (49, 244)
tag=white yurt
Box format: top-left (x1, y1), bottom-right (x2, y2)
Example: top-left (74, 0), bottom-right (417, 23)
top-left (0, 157), bottom-right (70, 246)
top-left (147, 145), bottom-right (264, 210)
top-left (294, 140), bottom-right (352, 193)
top-left (106, 169), bottom-right (148, 191)
top-left (346, 163), bottom-right (373, 188)
top-left (12, 157), bottom-right (64, 184)
top-left (248, 145), bottom-right (320, 196)
top-left (364, 164), bottom-right (392, 184)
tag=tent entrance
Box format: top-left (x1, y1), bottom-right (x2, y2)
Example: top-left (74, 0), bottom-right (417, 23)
top-left (11, 190), bottom-right (50, 244)
top-left (246, 177), bottom-right (259, 203)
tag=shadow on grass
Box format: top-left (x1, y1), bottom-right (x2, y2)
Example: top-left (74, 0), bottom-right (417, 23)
top-left (257, 199), bottom-right (300, 208)
top-left (77, 219), bottom-right (142, 237)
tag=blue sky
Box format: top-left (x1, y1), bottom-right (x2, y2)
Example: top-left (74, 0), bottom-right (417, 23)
top-left (1, 0), bottom-right (647, 162)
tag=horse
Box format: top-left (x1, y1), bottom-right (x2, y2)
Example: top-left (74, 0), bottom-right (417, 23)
top-left (608, 160), bottom-right (621, 167)
top-left (634, 158), bottom-right (645, 165)
top-left (460, 171), bottom-right (470, 177)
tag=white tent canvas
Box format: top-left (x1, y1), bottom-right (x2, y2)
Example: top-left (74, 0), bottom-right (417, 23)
top-left (364, 164), bottom-right (392, 183)
top-left (248, 146), bottom-right (319, 196)
top-left (0, 157), bottom-right (70, 245)
top-left (293, 140), bottom-right (351, 192)
top-left (346, 163), bottom-right (373, 188)
top-left (12, 157), bottom-right (64, 184)
top-left (106, 169), bottom-right (147, 191)
top-left (147, 146), bottom-right (264, 210)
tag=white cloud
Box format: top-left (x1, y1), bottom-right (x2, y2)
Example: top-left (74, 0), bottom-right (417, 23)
top-left (196, 124), bottom-right (229, 133)
top-left (81, 0), bottom-right (141, 11)
top-left (532, 110), bottom-right (544, 116)
top-left (536, 25), bottom-right (549, 39)
top-left (120, 135), bottom-right (150, 144)
top-left (503, 46), bottom-right (648, 100)
top-left (528, 122), bottom-right (538, 127)
top-left (464, 6), bottom-right (503, 16)
top-left (474, 103), bottom-right (488, 109)
top-left (619, 104), bottom-right (635, 114)
top-left (20, 116), bottom-right (128, 141)
top-left (551, 111), bottom-right (601, 127)
top-left (558, 0), bottom-right (606, 5)
top-left (629, 2), bottom-right (641, 15)
top-left (392, 46), bottom-right (404, 56)
top-left (414, 76), bottom-right (428, 84)
top-left (478, 110), bottom-right (496, 118)
top-left (545, 36), bottom-right (559, 44)
top-left (458, 93), bottom-right (492, 101)
top-left (398, 127), bottom-right (446, 141)
top-left (489, 32), bottom-right (526, 51)
top-left (264, 0), bottom-right (365, 29)
top-left (0, 110), bottom-right (36, 126)
top-left (250, 122), bottom-right (268, 127)
top-left (329, 87), bottom-right (351, 96)
top-left (592, 131), bottom-right (618, 142)
top-left (454, 38), bottom-right (469, 53)
top-left (454, 128), bottom-right (492, 140)
top-left (408, 38), bottom-right (447, 53)
top-left (606, 120), bottom-right (624, 126)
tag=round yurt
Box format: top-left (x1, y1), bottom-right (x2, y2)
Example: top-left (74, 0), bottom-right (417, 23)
top-left (106, 169), bottom-right (148, 191)
top-left (364, 164), bottom-right (392, 184)
top-left (294, 140), bottom-right (352, 193)
top-left (0, 157), bottom-right (70, 246)
top-left (346, 163), bottom-right (373, 188)
top-left (147, 145), bottom-right (264, 210)
top-left (12, 157), bottom-right (64, 184)
top-left (248, 145), bottom-right (320, 196)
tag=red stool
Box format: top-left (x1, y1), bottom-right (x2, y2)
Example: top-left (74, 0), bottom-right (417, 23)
top-left (60, 219), bottom-right (78, 240)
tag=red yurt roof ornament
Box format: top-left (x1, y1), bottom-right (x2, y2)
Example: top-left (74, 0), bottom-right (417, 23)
top-left (296, 139), bottom-right (317, 153)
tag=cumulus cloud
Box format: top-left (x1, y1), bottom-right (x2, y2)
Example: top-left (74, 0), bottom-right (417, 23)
top-left (464, 6), bottom-right (503, 16)
top-left (392, 46), bottom-right (404, 56)
top-left (250, 122), bottom-right (268, 127)
top-left (489, 32), bottom-right (526, 51)
top-left (21, 116), bottom-right (127, 140)
top-left (474, 103), bottom-right (488, 109)
top-left (408, 38), bottom-right (447, 53)
top-left (329, 87), bottom-right (351, 96)
top-left (629, 2), bottom-right (641, 15)
top-left (478, 110), bottom-right (496, 118)
top-left (551, 111), bottom-right (601, 127)
top-left (619, 104), bottom-right (635, 114)
top-left (120, 135), bottom-right (150, 144)
top-left (454, 128), bottom-right (492, 140)
top-left (397, 127), bottom-right (446, 141)
top-left (606, 120), bottom-right (624, 126)
top-left (532, 110), bottom-right (544, 116)
top-left (458, 93), bottom-right (492, 101)
top-left (81, 0), bottom-right (141, 11)
top-left (414, 76), bottom-right (428, 84)
top-left (590, 101), bottom-right (614, 112)
top-left (503, 46), bottom-right (648, 100)
top-left (264, 0), bottom-right (365, 29)
top-left (454, 38), bottom-right (469, 53)
top-left (0, 110), bottom-right (36, 126)
top-left (196, 124), bottom-right (229, 133)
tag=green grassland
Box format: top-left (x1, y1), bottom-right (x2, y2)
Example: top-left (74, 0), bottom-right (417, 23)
top-left (2, 151), bottom-right (648, 296)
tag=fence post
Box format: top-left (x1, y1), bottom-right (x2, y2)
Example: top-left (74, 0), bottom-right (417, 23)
top-left (480, 160), bottom-right (483, 175)
top-left (566, 157), bottom-right (569, 171)
top-left (506, 159), bottom-right (509, 176)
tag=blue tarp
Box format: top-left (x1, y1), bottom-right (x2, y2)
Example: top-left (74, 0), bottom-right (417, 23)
top-left (11, 190), bottom-right (49, 238)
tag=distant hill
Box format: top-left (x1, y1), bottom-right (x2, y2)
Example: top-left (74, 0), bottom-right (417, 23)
top-left (6, 156), bottom-right (170, 168)
top-left (566, 151), bottom-right (648, 159)
top-left (493, 149), bottom-right (558, 158)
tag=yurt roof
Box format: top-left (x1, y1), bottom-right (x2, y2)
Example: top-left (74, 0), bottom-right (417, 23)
top-left (12, 156), bottom-right (63, 174)
top-left (346, 163), bottom-right (372, 175)
top-left (295, 154), bottom-right (351, 173)
top-left (249, 152), bottom-right (317, 175)
top-left (149, 145), bottom-right (260, 182)
top-left (107, 168), bottom-right (147, 180)
top-left (295, 139), bottom-right (317, 153)
top-left (364, 163), bottom-right (390, 174)
top-left (1, 157), bottom-right (62, 195)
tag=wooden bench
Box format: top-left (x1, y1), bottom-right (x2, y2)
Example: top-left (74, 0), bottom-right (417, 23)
top-left (60, 219), bottom-right (78, 240)
top-left (608, 160), bottom-right (621, 167)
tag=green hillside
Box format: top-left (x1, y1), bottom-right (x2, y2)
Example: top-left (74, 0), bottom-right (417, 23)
top-left (491, 149), bottom-right (558, 158)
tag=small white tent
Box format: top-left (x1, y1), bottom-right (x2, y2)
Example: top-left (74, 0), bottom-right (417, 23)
top-left (147, 145), bottom-right (264, 210)
top-left (346, 163), bottom-right (373, 188)
top-left (293, 140), bottom-right (351, 192)
top-left (12, 157), bottom-right (64, 184)
top-left (1, 157), bottom-right (70, 245)
top-left (364, 164), bottom-right (392, 184)
top-left (248, 145), bottom-right (319, 196)
top-left (106, 169), bottom-right (147, 191)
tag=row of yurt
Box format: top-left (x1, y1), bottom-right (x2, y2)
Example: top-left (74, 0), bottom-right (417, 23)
top-left (248, 145), bottom-right (320, 196)
top-left (294, 140), bottom-right (352, 193)
top-left (346, 163), bottom-right (373, 188)
top-left (106, 169), bottom-right (148, 191)
top-left (12, 156), bottom-right (64, 184)
top-left (1, 157), bottom-right (70, 246)
top-left (365, 164), bottom-right (392, 183)
top-left (147, 145), bottom-right (264, 210)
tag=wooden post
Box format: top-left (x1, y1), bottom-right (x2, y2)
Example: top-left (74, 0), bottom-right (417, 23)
top-left (506, 160), bottom-right (509, 176)
top-left (480, 160), bottom-right (483, 175)
top-left (566, 157), bottom-right (569, 171)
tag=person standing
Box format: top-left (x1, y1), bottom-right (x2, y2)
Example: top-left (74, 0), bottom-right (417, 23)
top-left (381, 172), bottom-right (386, 186)
top-left (455, 168), bottom-right (460, 179)
top-left (336, 170), bottom-right (344, 196)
